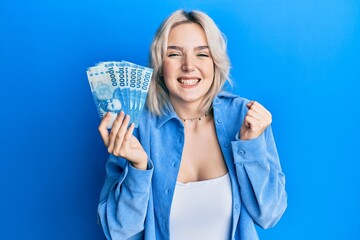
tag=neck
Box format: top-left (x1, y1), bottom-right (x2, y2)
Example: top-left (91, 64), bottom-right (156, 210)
top-left (171, 101), bottom-right (204, 119)
top-left (170, 100), bottom-right (212, 126)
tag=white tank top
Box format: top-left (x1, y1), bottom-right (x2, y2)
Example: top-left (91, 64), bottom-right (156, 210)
top-left (169, 173), bottom-right (233, 240)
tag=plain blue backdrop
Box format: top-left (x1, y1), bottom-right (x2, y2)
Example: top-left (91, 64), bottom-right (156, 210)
top-left (1, 0), bottom-right (359, 239)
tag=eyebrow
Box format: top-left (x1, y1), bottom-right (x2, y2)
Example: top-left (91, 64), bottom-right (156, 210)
top-left (167, 45), bottom-right (209, 51)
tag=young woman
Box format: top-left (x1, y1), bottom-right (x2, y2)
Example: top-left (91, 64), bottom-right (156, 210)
top-left (97, 10), bottom-right (287, 240)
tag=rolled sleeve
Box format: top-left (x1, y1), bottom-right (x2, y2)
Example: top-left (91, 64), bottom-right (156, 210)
top-left (124, 159), bottom-right (154, 194)
top-left (231, 132), bottom-right (267, 165)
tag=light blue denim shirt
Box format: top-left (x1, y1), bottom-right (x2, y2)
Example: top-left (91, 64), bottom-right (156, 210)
top-left (98, 91), bottom-right (287, 240)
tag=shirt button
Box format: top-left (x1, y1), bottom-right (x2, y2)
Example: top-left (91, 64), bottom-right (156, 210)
top-left (238, 150), bottom-right (245, 155)
top-left (224, 144), bottom-right (230, 148)
top-left (166, 189), bottom-right (172, 195)
top-left (217, 119), bottom-right (221, 123)
top-left (171, 162), bottom-right (176, 168)
top-left (235, 204), bottom-right (239, 210)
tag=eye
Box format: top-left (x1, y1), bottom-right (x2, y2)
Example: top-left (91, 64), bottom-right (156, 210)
top-left (197, 52), bottom-right (209, 57)
top-left (168, 52), bottom-right (181, 57)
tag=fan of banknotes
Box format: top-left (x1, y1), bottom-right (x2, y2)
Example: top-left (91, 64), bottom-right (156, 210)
top-left (86, 61), bottom-right (153, 129)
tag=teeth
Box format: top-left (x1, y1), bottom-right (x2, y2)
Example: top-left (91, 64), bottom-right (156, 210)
top-left (180, 79), bottom-right (199, 85)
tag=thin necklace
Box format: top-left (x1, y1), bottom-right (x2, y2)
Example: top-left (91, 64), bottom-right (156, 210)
top-left (178, 110), bottom-right (211, 122)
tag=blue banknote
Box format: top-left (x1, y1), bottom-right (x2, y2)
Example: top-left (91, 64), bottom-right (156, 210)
top-left (122, 61), bottom-right (145, 126)
top-left (115, 62), bottom-right (129, 114)
top-left (87, 64), bottom-right (124, 129)
top-left (124, 61), bottom-right (137, 124)
top-left (138, 67), bottom-right (152, 113)
top-left (86, 61), bottom-right (153, 128)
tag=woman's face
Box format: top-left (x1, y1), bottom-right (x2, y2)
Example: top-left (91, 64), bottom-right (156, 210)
top-left (106, 98), bottom-right (122, 112)
top-left (162, 23), bottom-right (214, 110)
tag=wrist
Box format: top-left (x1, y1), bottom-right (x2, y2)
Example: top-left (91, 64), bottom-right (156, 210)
top-left (239, 129), bottom-right (248, 140)
top-left (130, 160), bottom-right (148, 170)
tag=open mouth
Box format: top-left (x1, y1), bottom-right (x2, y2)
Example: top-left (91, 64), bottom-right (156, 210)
top-left (177, 78), bottom-right (201, 86)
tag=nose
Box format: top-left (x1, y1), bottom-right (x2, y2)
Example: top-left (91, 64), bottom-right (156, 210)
top-left (181, 54), bottom-right (195, 72)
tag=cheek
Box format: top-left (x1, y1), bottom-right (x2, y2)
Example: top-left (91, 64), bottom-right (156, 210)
top-left (202, 63), bottom-right (215, 79)
top-left (162, 61), bottom-right (175, 80)
top-left (163, 76), bottom-right (175, 90)
top-left (161, 63), bottom-right (170, 89)
top-left (162, 62), bottom-right (169, 76)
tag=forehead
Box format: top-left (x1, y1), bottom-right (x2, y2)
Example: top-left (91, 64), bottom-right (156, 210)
top-left (167, 23), bottom-right (208, 45)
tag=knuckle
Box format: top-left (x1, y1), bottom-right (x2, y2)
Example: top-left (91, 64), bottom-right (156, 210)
top-left (115, 133), bottom-right (122, 140)
top-left (114, 117), bottom-right (122, 124)
top-left (108, 131), bottom-right (115, 138)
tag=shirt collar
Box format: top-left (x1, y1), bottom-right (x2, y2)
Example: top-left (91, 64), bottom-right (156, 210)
top-left (156, 105), bottom-right (181, 128)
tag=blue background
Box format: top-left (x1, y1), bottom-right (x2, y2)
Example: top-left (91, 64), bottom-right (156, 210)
top-left (1, 0), bottom-right (359, 239)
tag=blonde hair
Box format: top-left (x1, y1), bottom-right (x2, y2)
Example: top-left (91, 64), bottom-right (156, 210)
top-left (147, 10), bottom-right (231, 115)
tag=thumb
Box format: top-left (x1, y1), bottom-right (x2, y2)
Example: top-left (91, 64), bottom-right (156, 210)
top-left (98, 112), bottom-right (111, 146)
top-left (246, 101), bottom-right (254, 109)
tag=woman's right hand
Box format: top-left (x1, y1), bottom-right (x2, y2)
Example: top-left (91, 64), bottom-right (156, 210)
top-left (98, 112), bottom-right (148, 170)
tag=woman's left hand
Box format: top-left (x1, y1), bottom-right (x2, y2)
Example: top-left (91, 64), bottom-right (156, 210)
top-left (240, 101), bottom-right (272, 140)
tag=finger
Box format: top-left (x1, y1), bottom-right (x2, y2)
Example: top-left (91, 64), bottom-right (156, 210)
top-left (113, 115), bottom-right (131, 156)
top-left (124, 123), bottom-right (135, 142)
top-left (247, 109), bottom-right (271, 128)
top-left (243, 115), bottom-right (255, 129)
top-left (244, 115), bottom-right (263, 130)
top-left (108, 112), bottom-right (125, 153)
top-left (247, 108), bottom-right (263, 121)
top-left (250, 101), bottom-right (272, 119)
top-left (248, 102), bottom-right (272, 124)
top-left (98, 112), bottom-right (111, 146)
